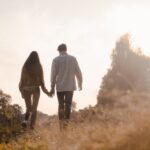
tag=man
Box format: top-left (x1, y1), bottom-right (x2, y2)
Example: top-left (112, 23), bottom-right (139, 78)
top-left (50, 43), bottom-right (82, 129)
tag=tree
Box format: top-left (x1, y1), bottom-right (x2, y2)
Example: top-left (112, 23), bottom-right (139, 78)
top-left (97, 34), bottom-right (150, 105)
top-left (0, 90), bottom-right (23, 143)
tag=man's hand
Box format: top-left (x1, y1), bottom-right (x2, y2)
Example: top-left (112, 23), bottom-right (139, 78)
top-left (46, 92), bottom-right (52, 97)
top-left (49, 88), bottom-right (55, 97)
top-left (78, 85), bottom-right (82, 91)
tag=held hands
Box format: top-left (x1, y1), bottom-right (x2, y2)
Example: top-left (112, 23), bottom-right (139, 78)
top-left (78, 85), bottom-right (82, 91)
top-left (44, 87), bottom-right (55, 97)
top-left (49, 88), bottom-right (55, 97)
top-left (46, 92), bottom-right (52, 97)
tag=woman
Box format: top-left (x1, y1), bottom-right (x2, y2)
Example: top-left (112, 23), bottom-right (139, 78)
top-left (19, 51), bottom-right (49, 129)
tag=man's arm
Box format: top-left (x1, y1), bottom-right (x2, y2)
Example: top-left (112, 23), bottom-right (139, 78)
top-left (50, 59), bottom-right (57, 96)
top-left (75, 58), bottom-right (82, 90)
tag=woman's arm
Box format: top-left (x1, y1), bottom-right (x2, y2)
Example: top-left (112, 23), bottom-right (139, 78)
top-left (19, 68), bottom-right (26, 91)
top-left (41, 81), bottom-right (49, 95)
top-left (40, 66), bottom-right (50, 96)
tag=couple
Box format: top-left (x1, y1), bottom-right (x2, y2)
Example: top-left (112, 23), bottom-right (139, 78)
top-left (19, 44), bottom-right (82, 130)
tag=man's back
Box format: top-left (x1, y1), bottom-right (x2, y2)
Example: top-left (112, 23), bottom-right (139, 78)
top-left (51, 51), bottom-right (82, 92)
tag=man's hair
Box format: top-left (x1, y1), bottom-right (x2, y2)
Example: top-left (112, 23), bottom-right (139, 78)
top-left (57, 44), bottom-right (67, 52)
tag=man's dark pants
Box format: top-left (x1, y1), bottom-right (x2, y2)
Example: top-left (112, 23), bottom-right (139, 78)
top-left (57, 91), bottom-right (73, 121)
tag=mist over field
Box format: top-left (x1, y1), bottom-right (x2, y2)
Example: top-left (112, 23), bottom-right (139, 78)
top-left (1, 0), bottom-right (150, 115)
top-left (1, 34), bottom-right (150, 149)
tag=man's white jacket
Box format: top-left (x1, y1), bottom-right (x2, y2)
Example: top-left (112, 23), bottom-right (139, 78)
top-left (51, 52), bottom-right (82, 92)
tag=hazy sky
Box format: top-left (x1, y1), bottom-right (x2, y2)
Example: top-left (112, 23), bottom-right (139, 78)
top-left (1, 0), bottom-right (150, 115)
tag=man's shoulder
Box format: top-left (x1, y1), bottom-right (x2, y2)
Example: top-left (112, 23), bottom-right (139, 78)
top-left (53, 56), bottom-right (60, 61)
top-left (54, 54), bottom-right (76, 60)
top-left (67, 54), bottom-right (76, 60)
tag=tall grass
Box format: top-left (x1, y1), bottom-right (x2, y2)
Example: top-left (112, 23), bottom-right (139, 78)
top-left (1, 34), bottom-right (150, 149)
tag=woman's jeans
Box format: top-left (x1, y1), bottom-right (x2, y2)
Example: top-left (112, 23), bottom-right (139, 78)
top-left (22, 87), bottom-right (40, 127)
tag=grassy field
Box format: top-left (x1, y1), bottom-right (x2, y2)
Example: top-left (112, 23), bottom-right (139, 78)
top-left (1, 35), bottom-right (150, 150)
top-left (1, 91), bottom-right (150, 150)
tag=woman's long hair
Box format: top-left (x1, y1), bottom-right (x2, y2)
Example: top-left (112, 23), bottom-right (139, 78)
top-left (22, 51), bottom-right (43, 84)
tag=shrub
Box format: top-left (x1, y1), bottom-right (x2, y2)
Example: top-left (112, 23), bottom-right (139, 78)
top-left (0, 90), bottom-right (22, 143)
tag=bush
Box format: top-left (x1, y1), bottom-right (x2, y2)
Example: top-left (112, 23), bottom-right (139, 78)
top-left (98, 34), bottom-right (150, 105)
top-left (0, 90), bottom-right (22, 143)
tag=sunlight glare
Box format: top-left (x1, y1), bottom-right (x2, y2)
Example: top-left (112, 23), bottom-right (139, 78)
top-left (106, 4), bottom-right (150, 56)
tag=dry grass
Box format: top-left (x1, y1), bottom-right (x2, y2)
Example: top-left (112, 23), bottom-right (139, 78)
top-left (43, 91), bottom-right (150, 150)
top-left (1, 91), bottom-right (150, 150)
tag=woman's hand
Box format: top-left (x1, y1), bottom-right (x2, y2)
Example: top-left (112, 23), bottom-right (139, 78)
top-left (49, 88), bottom-right (55, 97)
top-left (46, 92), bottom-right (52, 97)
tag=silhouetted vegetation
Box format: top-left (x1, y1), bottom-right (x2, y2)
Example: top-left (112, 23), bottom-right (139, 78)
top-left (98, 34), bottom-right (150, 105)
top-left (0, 89), bottom-right (22, 143)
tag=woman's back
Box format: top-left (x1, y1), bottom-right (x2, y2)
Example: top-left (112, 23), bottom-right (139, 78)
top-left (21, 66), bottom-right (42, 86)
top-left (19, 51), bottom-right (44, 90)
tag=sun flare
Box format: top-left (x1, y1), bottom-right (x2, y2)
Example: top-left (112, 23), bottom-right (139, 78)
top-left (105, 3), bottom-right (150, 56)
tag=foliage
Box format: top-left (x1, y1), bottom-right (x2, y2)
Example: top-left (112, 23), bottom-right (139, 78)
top-left (0, 90), bottom-right (22, 143)
top-left (98, 34), bottom-right (150, 105)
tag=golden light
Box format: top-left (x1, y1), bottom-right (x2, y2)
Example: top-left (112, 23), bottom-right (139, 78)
top-left (104, 3), bottom-right (150, 56)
